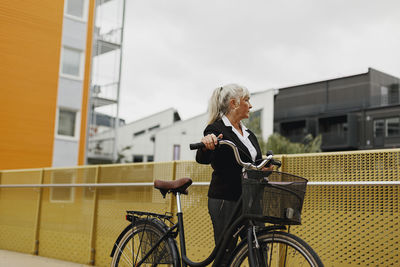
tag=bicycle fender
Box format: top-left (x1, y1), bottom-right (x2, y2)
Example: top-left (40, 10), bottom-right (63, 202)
top-left (110, 223), bottom-right (132, 258)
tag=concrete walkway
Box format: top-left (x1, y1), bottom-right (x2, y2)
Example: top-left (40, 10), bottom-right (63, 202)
top-left (0, 250), bottom-right (91, 267)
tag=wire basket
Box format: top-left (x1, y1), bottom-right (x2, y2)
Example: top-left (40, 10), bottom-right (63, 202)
top-left (242, 170), bottom-right (308, 225)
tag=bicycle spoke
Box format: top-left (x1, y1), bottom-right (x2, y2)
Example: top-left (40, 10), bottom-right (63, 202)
top-left (230, 232), bottom-right (322, 267)
top-left (131, 233), bottom-right (134, 266)
top-left (135, 225), bottom-right (146, 265)
top-left (115, 241), bottom-right (134, 266)
top-left (283, 242), bottom-right (288, 267)
top-left (268, 239), bottom-right (273, 267)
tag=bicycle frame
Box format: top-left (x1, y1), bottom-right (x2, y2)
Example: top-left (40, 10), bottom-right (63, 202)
top-left (116, 189), bottom-right (285, 267)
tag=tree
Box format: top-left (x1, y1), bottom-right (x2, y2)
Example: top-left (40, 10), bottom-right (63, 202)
top-left (244, 111), bottom-right (321, 154)
top-left (264, 133), bottom-right (321, 154)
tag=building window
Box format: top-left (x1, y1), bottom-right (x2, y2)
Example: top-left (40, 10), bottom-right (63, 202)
top-left (65, 0), bottom-right (88, 20)
top-left (133, 155), bottom-right (143, 162)
top-left (133, 130), bottom-right (145, 137)
top-left (147, 155), bottom-right (154, 162)
top-left (173, 145), bottom-right (180, 160)
top-left (61, 47), bottom-right (83, 78)
top-left (373, 119), bottom-right (385, 138)
top-left (57, 109), bottom-right (79, 138)
top-left (319, 116), bottom-right (348, 135)
top-left (380, 86), bottom-right (389, 105)
top-left (389, 84), bottom-right (399, 105)
top-left (148, 124), bottom-right (160, 131)
top-left (281, 120), bottom-right (306, 143)
top-left (386, 118), bottom-right (400, 137)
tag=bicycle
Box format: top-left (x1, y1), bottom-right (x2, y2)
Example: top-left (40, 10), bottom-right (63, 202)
top-left (110, 139), bottom-right (324, 266)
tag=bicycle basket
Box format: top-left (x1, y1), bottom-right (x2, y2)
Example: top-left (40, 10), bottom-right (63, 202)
top-left (242, 170), bottom-right (308, 225)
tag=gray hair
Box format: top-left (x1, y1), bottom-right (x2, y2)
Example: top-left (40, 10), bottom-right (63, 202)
top-left (207, 83), bottom-right (250, 124)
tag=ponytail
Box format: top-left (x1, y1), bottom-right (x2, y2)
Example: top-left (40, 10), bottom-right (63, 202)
top-left (207, 84), bottom-right (249, 125)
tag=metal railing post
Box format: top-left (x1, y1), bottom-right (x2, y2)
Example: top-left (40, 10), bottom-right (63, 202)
top-left (32, 168), bottom-right (45, 255)
top-left (280, 154), bottom-right (287, 173)
top-left (88, 166), bottom-right (100, 265)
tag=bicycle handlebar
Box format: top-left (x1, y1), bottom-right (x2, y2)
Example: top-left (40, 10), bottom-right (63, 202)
top-left (190, 139), bottom-right (281, 171)
top-left (189, 142), bottom-right (206, 150)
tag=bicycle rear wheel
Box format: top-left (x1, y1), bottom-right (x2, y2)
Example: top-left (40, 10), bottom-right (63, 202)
top-left (110, 218), bottom-right (179, 267)
top-left (229, 231), bottom-right (323, 267)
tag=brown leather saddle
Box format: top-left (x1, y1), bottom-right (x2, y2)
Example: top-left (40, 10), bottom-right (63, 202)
top-left (154, 177), bottom-right (193, 198)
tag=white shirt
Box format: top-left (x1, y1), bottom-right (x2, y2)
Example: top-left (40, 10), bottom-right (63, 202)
top-left (222, 115), bottom-right (257, 162)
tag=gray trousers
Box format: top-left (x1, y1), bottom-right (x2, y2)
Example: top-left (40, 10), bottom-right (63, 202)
top-left (208, 198), bottom-right (241, 266)
top-left (208, 198), bottom-right (240, 245)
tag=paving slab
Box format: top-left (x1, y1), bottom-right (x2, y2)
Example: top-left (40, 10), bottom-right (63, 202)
top-left (0, 250), bottom-right (91, 267)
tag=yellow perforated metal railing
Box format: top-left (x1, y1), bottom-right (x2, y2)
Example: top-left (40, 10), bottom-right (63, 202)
top-left (0, 149), bottom-right (399, 266)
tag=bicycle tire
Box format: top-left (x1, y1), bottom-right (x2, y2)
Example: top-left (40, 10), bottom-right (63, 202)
top-left (229, 231), bottom-right (323, 267)
top-left (110, 218), bottom-right (180, 267)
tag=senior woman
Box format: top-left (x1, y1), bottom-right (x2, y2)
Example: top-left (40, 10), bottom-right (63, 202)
top-left (195, 84), bottom-right (272, 266)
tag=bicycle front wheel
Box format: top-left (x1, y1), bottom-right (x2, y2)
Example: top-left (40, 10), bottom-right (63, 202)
top-left (229, 231), bottom-right (323, 267)
top-left (110, 218), bottom-right (180, 267)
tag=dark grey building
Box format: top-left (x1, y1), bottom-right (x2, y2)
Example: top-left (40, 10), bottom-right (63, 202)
top-left (274, 68), bottom-right (400, 151)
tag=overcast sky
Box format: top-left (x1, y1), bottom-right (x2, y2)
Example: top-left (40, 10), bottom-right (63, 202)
top-left (118, 0), bottom-right (400, 123)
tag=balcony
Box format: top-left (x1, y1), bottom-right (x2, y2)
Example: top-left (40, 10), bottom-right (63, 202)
top-left (87, 137), bottom-right (115, 163)
top-left (319, 114), bottom-right (358, 151)
top-left (93, 26), bottom-right (123, 56)
top-left (280, 120), bottom-right (308, 143)
top-left (91, 82), bottom-right (119, 108)
top-left (320, 132), bottom-right (351, 150)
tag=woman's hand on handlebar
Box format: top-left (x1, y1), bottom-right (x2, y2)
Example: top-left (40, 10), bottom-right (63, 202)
top-left (201, 133), bottom-right (223, 150)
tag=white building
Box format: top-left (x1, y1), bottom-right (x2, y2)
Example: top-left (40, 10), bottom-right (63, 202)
top-left (154, 88), bottom-right (278, 161)
top-left (89, 88), bottom-right (277, 163)
top-left (154, 113), bottom-right (208, 162)
top-left (89, 108), bottom-right (181, 163)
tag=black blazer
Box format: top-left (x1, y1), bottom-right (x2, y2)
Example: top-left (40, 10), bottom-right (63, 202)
top-left (196, 119), bottom-right (262, 201)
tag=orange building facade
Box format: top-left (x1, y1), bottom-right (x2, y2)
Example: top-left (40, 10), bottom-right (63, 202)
top-left (0, 0), bottom-right (95, 170)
